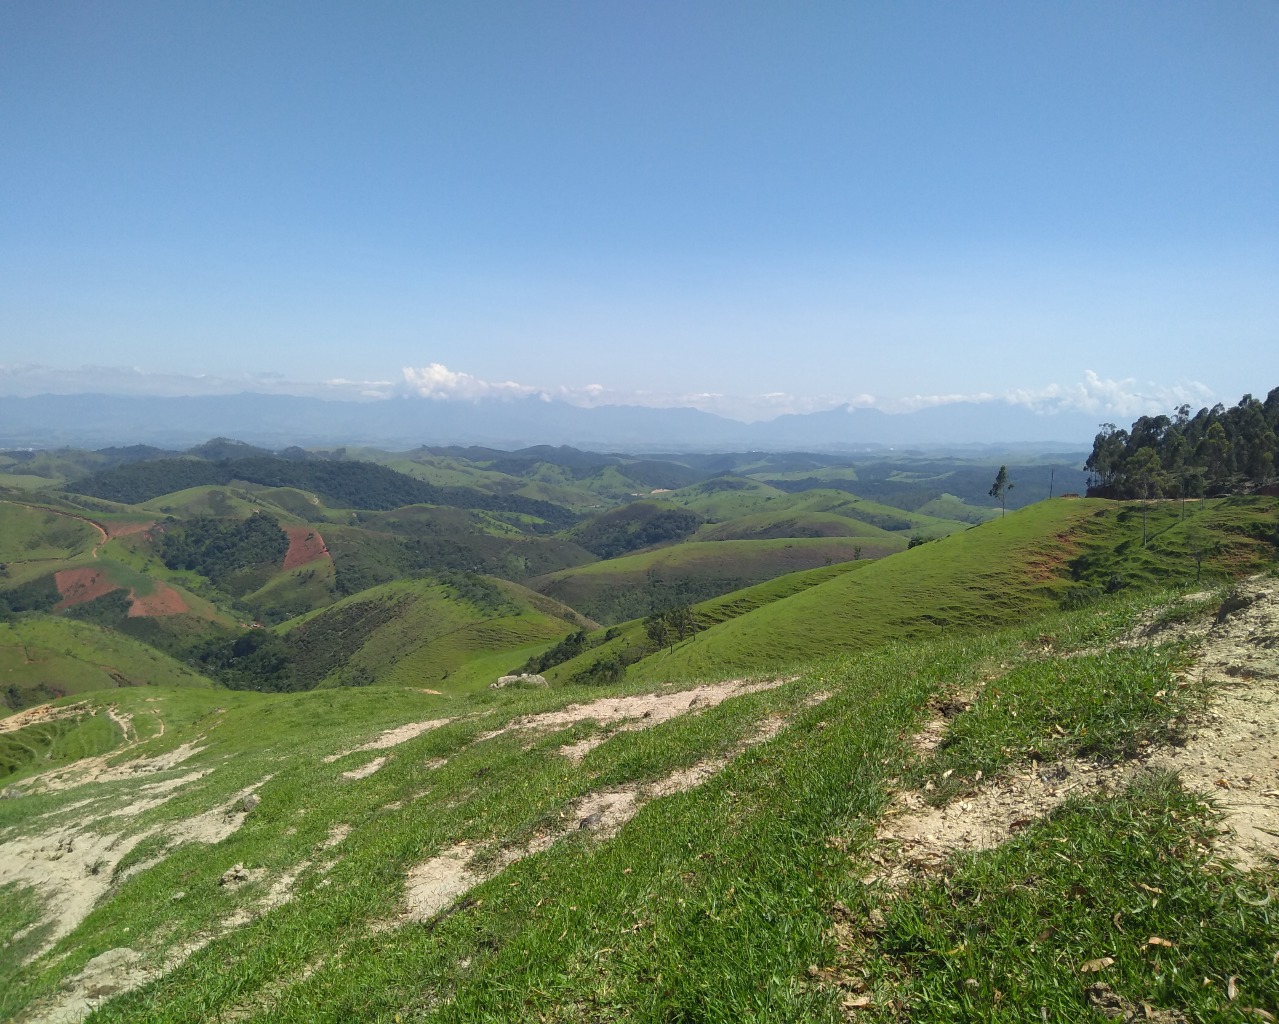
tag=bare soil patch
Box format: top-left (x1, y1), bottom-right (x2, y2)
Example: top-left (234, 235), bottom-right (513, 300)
top-left (483, 678), bottom-right (788, 751)
top-left (126, 582), bottom-right (188, 617)
top-left (401, 844), bottom-right (481, 924)
top-left (0, 701), bottom-right (89, 735)
top-left (340, 757), bottom-right (386, 781)
top-left (21, 946), bottom-right (160, 1024)
top-left (323, 719), bottom-right (454, 763)
top-left (0, 827), bottom-right (153, 960)
top-left (12, 739), bottom-right (205, 795)
top-left (53, 569), bottom-right (118, 610)
top-left (871, 575), bottom-right (1279, 888)
top-left (282, 526), bottom-right (331, 571)
top-left (385, 698), bottom-right (819, 931)
top-left (104, 520), bottom-right (154, 540)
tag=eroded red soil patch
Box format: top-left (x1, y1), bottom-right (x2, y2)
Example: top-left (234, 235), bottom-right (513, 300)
top-left (127, 582), bottom-right (189, 617)
top-left (54, 568), bottom-right (121, 610)
top-left (283, 526), bottom-right (330, 570)
top-left (105, 520), bottom-right (155, 539)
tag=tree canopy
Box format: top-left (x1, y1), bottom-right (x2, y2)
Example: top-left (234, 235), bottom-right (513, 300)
top-left (1085, 389), bottom-right (1279, 499)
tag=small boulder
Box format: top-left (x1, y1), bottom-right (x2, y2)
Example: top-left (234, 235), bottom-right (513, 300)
top-left (490, 673), bottom-right (549, 689)
top-left (219, 863), bottom-right (251, 887)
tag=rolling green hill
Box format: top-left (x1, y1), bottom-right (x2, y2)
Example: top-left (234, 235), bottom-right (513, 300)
top-left (178, 573), bottom-right (596, 694)
top-left (665, 482), bottom-right (964, 538)
top-left (0, 615), bottom-right (215, 713)
top-left (540, 495), bottom-right (1279, 686)
top-left (288, 574), bottom-right (595, 691)
top-left (0, 502), bottom-right (102, 564)
top-left (526, 537), bottom-right (886, 625)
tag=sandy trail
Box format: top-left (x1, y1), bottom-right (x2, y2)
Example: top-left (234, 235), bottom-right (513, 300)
top-left (323, 719), bottom-right (455, 763)
top-left (390, 693), bottom-right (822, 930)
top-left (485, 677), bottom-right (790, 749)
top-left (0, 702), bottom-right (90, 735)
top-left (868, 575), bottom-right (1279, 888)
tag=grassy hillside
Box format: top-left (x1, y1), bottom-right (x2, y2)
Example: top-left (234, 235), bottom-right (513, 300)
top-left (0, 616), bottom-right (215, 714)
top-left (666, 483), bottom-right (964, 538)
top-left (692, 509), bottom-right (905, 541)
top-left (1, 579), bottom-right (1272, 1022)
top-left (527, 538), bottom-right (884, 625)
top-left (256, 574), bottom-right (596, 692)
top-left (324, 516), bottom-right (595, 598)
top-left (0, 502), bottom-right (101, 563)
top-left (543, 496), bottom-right (1279, 686)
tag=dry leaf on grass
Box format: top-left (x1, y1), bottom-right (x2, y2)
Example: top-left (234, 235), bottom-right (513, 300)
top-left (1079, 956), bottom-right (1115, 973)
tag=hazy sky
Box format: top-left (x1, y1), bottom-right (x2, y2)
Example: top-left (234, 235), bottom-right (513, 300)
top-left (2, 2), bottom-right (1276, 420)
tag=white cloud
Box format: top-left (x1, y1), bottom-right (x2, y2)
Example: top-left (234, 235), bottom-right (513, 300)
top-left (0, 363), bottom-right (395, 401)
top-left (1001, 370), bottom-right (1218, 419)
top-left (1, 361), bottom-right (1228, 425)
top-left (401, 363), bottom-right (539, 401)
top-left (878, 372), bottom-right (1218, 420)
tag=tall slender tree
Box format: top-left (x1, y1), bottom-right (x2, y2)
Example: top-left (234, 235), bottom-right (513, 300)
top-left (989, 465), bottom-right (1013, 517)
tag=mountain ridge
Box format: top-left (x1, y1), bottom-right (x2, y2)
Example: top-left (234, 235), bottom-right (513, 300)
top-left (0, 392), bottom-right (1099, 450)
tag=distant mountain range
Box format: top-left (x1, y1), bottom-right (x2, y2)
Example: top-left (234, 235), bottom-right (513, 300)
top-left (0, 392), bottom-right (1100, 451)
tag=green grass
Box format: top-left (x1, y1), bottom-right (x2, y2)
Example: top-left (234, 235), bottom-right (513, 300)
top-left (528, 538), bottom-right (889, 625)
top-left (0, 501), bottom-right (101, 562)
top-left (916, 639), bottom-right (1198, 805)
top-left (241, 557), bottom-right (339, 622)
top-left (852, 775), bottom-right (1277, 1022)
top-left (0, 581), bottom-right (1273, 1022)
top-left (0, 706), bottom-right (124, 778)
top-left (665, 484), bottom-right (965, 538)
top-left (0, 616), bottom-right (215, 715)
top-left (916, 492), bottom-right (999, 524)
top-left (275, 575), bottom-right (586, 691)
top-left (692, 509), bottom-right (904, 542)
top-left (1065, 496), bottom-right (1279, 595)
top-left (0, 473), bottom-right (67, 492)
top-left (617, 497), bottom-right (1277, 684)
top-left (138, 485), bottom-right (288, 519)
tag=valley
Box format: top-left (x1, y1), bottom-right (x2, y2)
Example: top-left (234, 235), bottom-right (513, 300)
top-left (0, 424), bottom-right (1276, 1022)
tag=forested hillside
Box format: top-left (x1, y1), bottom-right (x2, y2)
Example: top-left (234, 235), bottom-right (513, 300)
top-left (1086, 389), bottom-right (1279, 498)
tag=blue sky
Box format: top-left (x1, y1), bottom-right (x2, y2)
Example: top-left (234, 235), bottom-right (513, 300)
top-left (1, 1), bottom-right (1276, 421)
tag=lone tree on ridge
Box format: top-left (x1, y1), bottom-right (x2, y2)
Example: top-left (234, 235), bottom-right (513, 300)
top-left (989, 465), bottom-right (1013, 517)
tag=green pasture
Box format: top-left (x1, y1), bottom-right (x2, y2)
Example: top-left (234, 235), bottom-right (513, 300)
top-left (1, 583), bottom-right (1270, 1022)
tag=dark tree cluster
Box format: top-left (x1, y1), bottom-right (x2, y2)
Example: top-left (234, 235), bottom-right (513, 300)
top-left (158, 512), bottom-right (290, 586)
top-left (568, 503), bottom-right (704, 559)
top-left (1085, 390), bottom-right (1279, 499)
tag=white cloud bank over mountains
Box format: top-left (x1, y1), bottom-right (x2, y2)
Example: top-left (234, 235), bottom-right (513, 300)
top-left (400, 364), bottom-right (1218, 422)
top-left (0, 361), bottom-right (1220, 424)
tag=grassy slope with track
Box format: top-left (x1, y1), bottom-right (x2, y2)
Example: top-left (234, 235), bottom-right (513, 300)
top-left (275, 575), bottom-right (595, 691)
top-left (1, 566), bottom-right (1275, 1022)
top-left (540, 496), bottom-right (1279, 686)
top-left (666, 483), bottom-right (964, 538)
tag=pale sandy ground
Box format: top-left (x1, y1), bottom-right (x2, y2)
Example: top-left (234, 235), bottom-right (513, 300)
top-left (389, 690), bottom-right (826, 930)
top-left (869, 575), bottom-right (1279, 885)
top-left (4, 678), bottom-right (808, 1023)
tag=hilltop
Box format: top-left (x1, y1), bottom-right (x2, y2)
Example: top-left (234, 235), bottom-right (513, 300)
top-left (0, 426), bottom-right (1275, 1022)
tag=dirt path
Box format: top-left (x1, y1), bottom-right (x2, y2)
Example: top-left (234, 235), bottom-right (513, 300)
top-left (10, 501), bottom-right (109, 559)
top-left (868, 574), bottom-right (1279, 889)
top-left (384, 689), bottom-right (825, 932)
